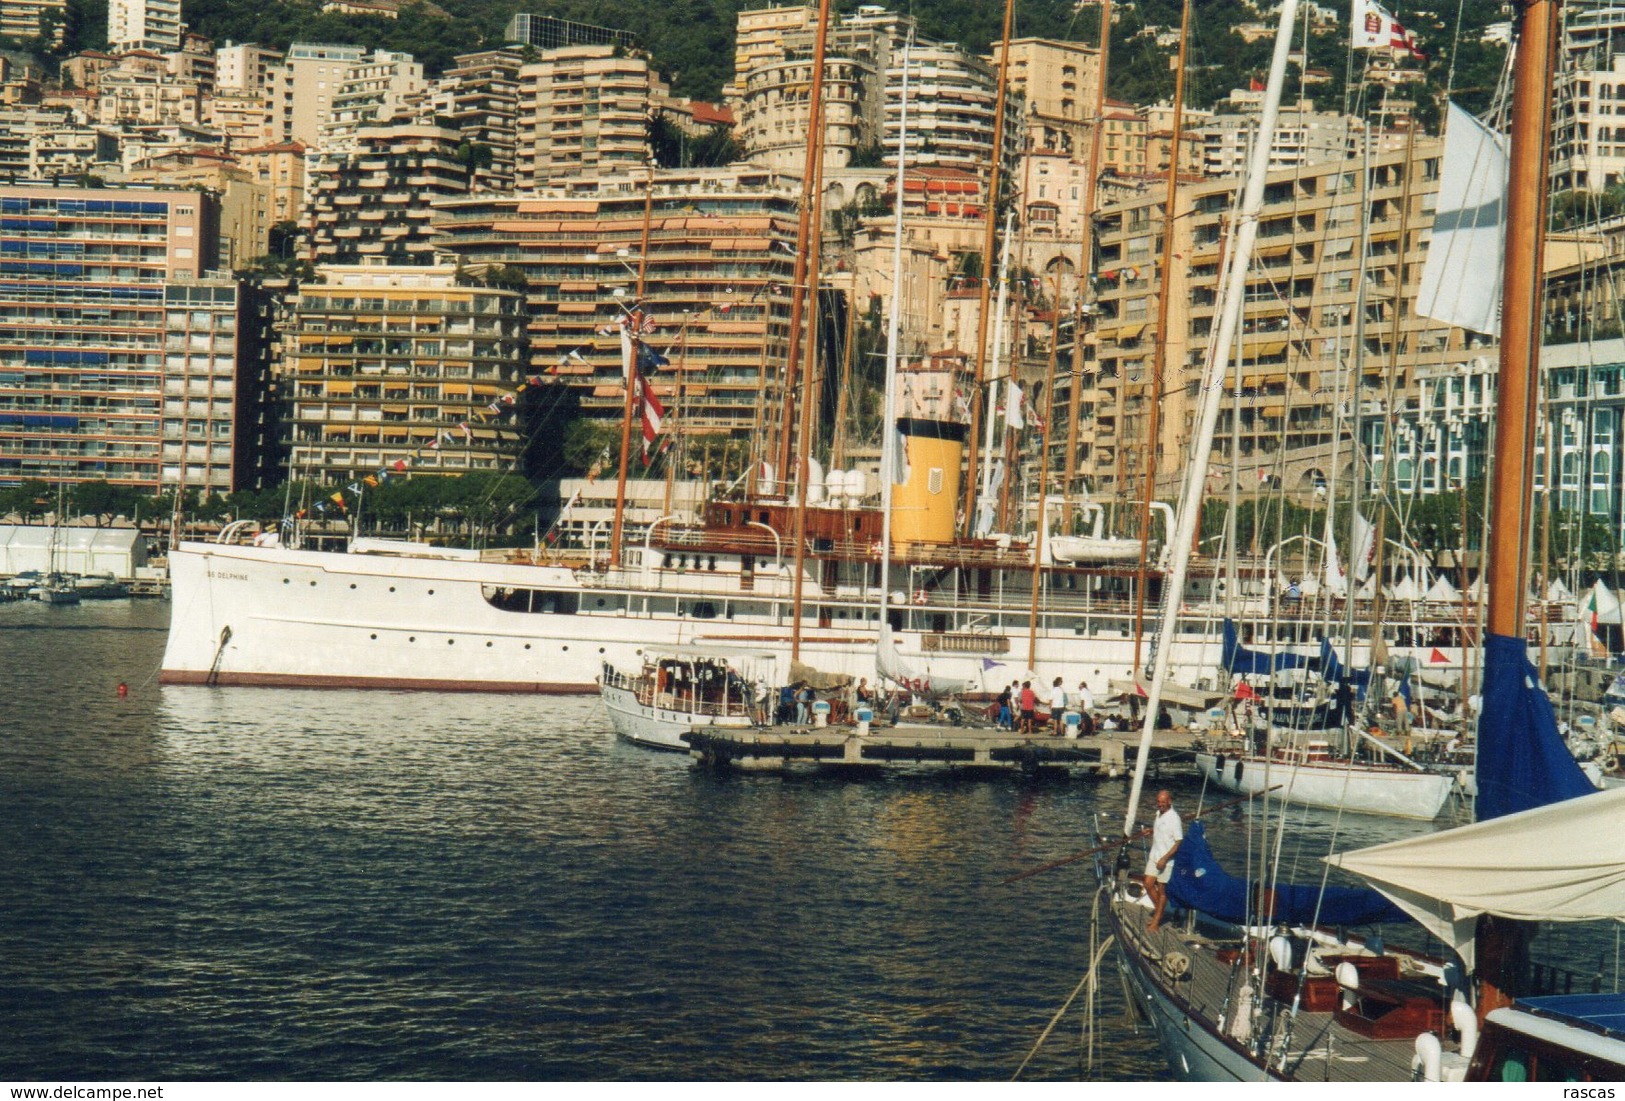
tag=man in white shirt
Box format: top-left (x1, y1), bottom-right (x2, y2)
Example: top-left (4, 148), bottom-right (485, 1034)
top-left (1048, 677), bottom-right (1067, 733)
top-left (1143, 789), bottom-right (1183, 932)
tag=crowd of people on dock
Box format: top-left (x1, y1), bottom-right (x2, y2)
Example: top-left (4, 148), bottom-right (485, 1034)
top-left (742, 672), bottom-right (1119, 736)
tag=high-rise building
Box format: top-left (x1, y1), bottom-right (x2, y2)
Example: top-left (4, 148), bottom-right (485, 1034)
top-left (989, 38), bottom-right (1100, 157)
top-left (433, 166), bottom-right (801, 438)
top-left (308, 122), bottom-right (471, 265)
top-left (214, 42), bottom-right (285, 94)
top-left (279, 42), bottom-right (367, 149)
top-left (1, 0), bottom-right (67, 46)
top-left (0, 184), bottom-right (273, 492)
top-left (418, 48), bottom-right (524, 194)
top-left (322, 49), bottom-right (423, 155)
top-left (276, 264), bottom-right (527, 485)
top-left (513, 45), bottom-right (664, 188)
top-left (107, 0), bottom-right (182, 53)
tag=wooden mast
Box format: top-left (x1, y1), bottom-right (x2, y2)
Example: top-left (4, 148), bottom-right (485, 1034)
top-left (1063, 0), bottom-right (1112, 530)
top-left (787, 0), bottom-right (834, 662)
top-left (609, 159), bottom-right (656, 568)
top-left (773, 0), bottom-right (836, 492)
top-left (961, 0), bottom-right (1018, 535)
top-left (1476, 0), bottom-right (1560, 1020)
top-left (1130, 0), bottom-right (1190, 675)
top-left (1026, 273), bottom-right (1064, 667)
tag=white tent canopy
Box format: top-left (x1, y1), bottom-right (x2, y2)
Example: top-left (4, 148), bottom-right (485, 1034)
top-left (1426, 575), bottom-right (1461, 602)
top-left (1326, 787), bottom-right (1625, 970)
top-left (1547, 578), bottom-right (1573, 603)
top-left (1390, 573), bottom-right (1425, 601)
top-left (1585, 579), bottom-right (1623, 625)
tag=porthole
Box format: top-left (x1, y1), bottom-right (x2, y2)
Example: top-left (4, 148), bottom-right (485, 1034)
top-left (562, 645), bottom-right (569, 651)
top-left (598, 647), bottom-right (605, 654)
top-left (389, 586), bottom-right (396, 592)
top-left (448, 639), bottom-right (455, 645)
top-left (283, 578), bottom-right (290, 584)
top-left (409, 635), bottom-right (416, 642)
top-left (524, 644), bottom-right (531, 650)
top-left (370, 633), bottom-right (377, 640)
top-left (350, 583), bottom-right (356, 589)
top-left (428, 589), bottom-right (435, 595)
top-left (485, 641), bottom-right (493, 647)
top-left (309, 581), bottom-right (316, 586)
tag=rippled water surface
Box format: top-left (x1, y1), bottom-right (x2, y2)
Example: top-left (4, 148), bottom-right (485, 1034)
top-left (3, 601), bottom-right (1614, 1081)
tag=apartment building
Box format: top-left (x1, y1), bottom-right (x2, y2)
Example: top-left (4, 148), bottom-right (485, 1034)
top-left (276, 43), bottom-right (367, 149)
top-left (107, 0), bottom-right (181, 53)
top-left (513, 45), bottom-right (665, 189)
top-left (322, 50), bottom-right (423, 155)
top-left (417, 48), bottom-right (523, 194)
top-left (276, 264), bottom-right (526, 485)
top-left (989, 38), bottom-right (1100, 157)
top-left (1, 0), bottom-right (66, 46)
top-left (0, 106), bottom-right (108, 178)
top-left (0, 184), bottom-right (272, 492)
top-left (1195, 98), bottom-right (1360, 178)
top-left (126, 149), bottom-right (273, 269)
top-left (308, 122), bottom-right (470, 266)
top-left (238, 141), bottom-right (308, 226)
top-left (432, 166), bottom-right (800, 438)
top-left (214, 42), bottom-right (285, 94)
top-left (1070, 138), bottom-right (1472, 508)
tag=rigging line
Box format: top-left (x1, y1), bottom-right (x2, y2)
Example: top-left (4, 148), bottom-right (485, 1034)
top-left (1010, 931), bottom-right (1117, 1081)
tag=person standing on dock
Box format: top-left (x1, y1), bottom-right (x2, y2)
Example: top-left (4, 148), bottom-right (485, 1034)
top-left (1018, 681), bottom-right (1037, 735)
top-left (1144, 789), bottom-right (1183, 933)
top-left (1048, 678), bottom-right (1068, 736)
top-left (995, 684), bottom-right (1013, 730)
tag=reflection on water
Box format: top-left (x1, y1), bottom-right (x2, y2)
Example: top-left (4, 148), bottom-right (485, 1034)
top-left (3, 602), bottom-right (1614, 1081)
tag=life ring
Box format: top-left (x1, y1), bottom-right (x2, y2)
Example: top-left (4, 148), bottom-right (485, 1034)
top-left (1604, 752), bottom-right (1619, 773)
top-left (912, 589), bottom-right (928, 605)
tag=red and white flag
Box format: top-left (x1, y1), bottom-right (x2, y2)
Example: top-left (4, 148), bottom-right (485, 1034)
top-left (638, 379), bottom-right (665, 458)
top-left (1352, 0), bottom-right (1424, 57)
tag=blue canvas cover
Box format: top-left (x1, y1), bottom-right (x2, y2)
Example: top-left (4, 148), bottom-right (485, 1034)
top-left (1319, 637), bottom-right (1371, 700)
top-left (1476, 632), bottom-right (1594, 821)
top-left (1223, 619), bottom-right (1310, 675)
top-left (1166, 821), bottom-right (1411, 926)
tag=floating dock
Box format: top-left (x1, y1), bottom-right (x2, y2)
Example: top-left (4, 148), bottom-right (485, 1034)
top-left (682, 725), bottom-right (1199, 777)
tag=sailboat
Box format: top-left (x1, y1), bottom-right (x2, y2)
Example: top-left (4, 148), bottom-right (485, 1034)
top-left (1086, 0), bottom-right (1625, 1081)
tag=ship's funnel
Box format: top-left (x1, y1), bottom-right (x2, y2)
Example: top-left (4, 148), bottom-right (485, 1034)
top-left (890, 417), bottom-right (966, 551)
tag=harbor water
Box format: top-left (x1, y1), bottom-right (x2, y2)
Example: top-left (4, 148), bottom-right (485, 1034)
top-left (3, 601), bottom-right (1615, 1081)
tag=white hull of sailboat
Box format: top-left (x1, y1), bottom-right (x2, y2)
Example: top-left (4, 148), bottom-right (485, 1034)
top-left (600, 680), bottom-right (756, 751)
top-left (1195, 752), bottom-right (1456, 819)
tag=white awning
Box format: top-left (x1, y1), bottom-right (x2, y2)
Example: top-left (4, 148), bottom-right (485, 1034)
top-left (1326, 787), bottom-right (1625, 970)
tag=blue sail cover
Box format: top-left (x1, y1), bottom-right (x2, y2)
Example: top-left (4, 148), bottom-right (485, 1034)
top-left (1319, 637), bottom-right (1371, 700)
top-left (1223, 619), bottom-right (1310, 675)
top-left (1476, 632), bottom-right (1594, 821)
top-left (1166, 821), bottom-right (1411, 926)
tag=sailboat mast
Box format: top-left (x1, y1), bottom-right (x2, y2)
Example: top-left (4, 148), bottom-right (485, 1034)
top-left (1131, 0), bottom-right (1192, 674)
top-left (1026, 273), bottom-right (1064, 667)
top-left (774, 0), bottom-right (836, 489)
top-left (961, 0), bottom-right (1018, 536)
top-left (1486, 0), bottom-right (1558, 641)
top-left (609, 161), bottom-right (656, 568)
top-left (1122, 0), bottom-right (1302, 835)
top-left (878, 30), bottom-right (914, 637)
top-left (1063, 0), bottom-right (1111, 530)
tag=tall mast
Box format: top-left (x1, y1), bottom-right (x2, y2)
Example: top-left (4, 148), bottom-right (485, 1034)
top-left (609, 160), bottom-right (656, 568)
top-left (787, 0), bottom-right (834, 662)
top-left (1026, 273), bottom-right (1063, 668)
top-left (1063, 0), bottom-right (1112, 529)
top-left (1123, 0), bottom-right (1301, 835)
top-left (878, 30), bottom-right (914, 641)
top-left (1486, 0), bottom-right (1556, 644)
top-left (961, 0), bottom-right (1018, 535)
top-left (1476, 0), bottom-right (1558, 1020)
top-left (774, 0), bottom-right (836, 488)
top-left (1130, 0), bottom-right (1191, 675)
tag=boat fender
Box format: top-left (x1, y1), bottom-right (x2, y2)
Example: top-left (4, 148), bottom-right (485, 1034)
top-left (1159, 951), bottom-right (1191, 982)
top-left (1214, 753), bottom-right (1225, 776)
top-left (1234, 760), bottom-right (1244, 783)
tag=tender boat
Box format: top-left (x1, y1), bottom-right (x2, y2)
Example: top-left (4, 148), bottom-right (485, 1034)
top-left (599, 645), bottom-right (781, 751)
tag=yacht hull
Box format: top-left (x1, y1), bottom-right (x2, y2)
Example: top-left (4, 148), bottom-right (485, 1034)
top-left (1195, 751), bottom-right (1456, 819)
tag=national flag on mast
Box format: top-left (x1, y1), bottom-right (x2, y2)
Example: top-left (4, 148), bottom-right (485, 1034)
top-left (1352, 0), bottom-right (1425, 58)
top-left (638, 379), bottom-right (666, 458)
